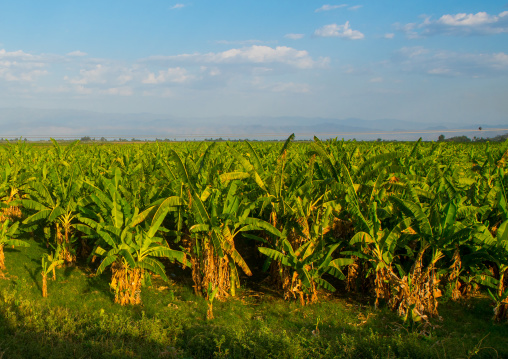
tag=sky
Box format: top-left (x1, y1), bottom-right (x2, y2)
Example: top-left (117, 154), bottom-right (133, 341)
top-left (1, 0), bottom-right (508, 129)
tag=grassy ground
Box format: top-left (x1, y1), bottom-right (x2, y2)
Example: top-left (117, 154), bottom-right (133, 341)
top-left (0, 240), bottom-right (507, 358)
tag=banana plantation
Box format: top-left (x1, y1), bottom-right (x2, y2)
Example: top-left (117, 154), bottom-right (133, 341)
top-left (1, 136), bottom-right (508, 324)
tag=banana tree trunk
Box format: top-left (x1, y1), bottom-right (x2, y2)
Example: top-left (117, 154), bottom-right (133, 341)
top-left (111, 262), bottom-right (143, 305)
top-left (346, 256), bottom-right (359, 293)
top-left (449, 248), bottom-right (462, 301)
top-left (42, 273), bottom-right (48, 298)
top-left (387, 245), bottom-right (441, 320)
top-left (207, 302), bottom-right (214, 320)
top-left (375, 266), bottom-right (393, 310)
top-left (0, 206), bottom-right (22, 222)
top-left (495, 268), bottom-right (508, 321)
top-left (0, 245), bottom-right (5, 271)
top-left (62, 223), bottom-right (76, 265)
top-left (201, 242), bottom-right (230, 301)
top-left (498, 267), bottom-right (506, 298)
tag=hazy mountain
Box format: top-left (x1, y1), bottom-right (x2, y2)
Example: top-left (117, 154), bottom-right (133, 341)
top-left (1, 107), bottom-right (505, 141)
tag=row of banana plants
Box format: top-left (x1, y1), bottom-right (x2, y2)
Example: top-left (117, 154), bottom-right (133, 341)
top-left (0, 137), bottom-right (507, 321)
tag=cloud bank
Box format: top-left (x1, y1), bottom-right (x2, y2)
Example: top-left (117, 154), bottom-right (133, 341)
top-left (143, 45), bottom-right (329, 69)
top-left (315, 4), bottom-right (347, 12)
top-left (314, 22), bottom-right (365, 39)
top-left (392, 46), bottom-right (508, 77)
top-left (399, 11), bottom-right (508, 37)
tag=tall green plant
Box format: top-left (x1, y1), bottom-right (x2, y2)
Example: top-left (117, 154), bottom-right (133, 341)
top-left (0, 220), bottom-right (29, 276)
top-left (77, 167), bottom-right (187, 305)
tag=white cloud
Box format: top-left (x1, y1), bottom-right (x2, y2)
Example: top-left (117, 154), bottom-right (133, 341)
top-left (143, 45), bottom-right (329, 69)
top-left (315, 4), bottom-right (347, 12)
top-left (392, 46), bottom-right (508, 77)
top-left (117, 74), bottom-right (133, 84)
top-left (0, 45), bottom-right (327, 103)
top-left (143, 67), bottom-right (191, 84)
top-left (314, 22), bottom-right (365, 39)
top-left (348, 5), bottom-right (363, 10)
top-left (0, 68), bottom-right (47, 82)
top-left (75, 85), bottom-right (92, 95)
top-left (396, 46), bottom-right (429, 58)
top-left (214, 46), bottom-right (314, 68)
top-left (437, 12), bottom-right (505, 26)
top-left (101, 87), bottom-right (133, 96)
top-left (370, 77), bottom-right (383, 82)
top-left (65, 64), bottom-right (108, 84)
top-left (205, 67), bottom-right (221, 76)
top-left (399, 11), bottom-right (508, 37)
top-left (0, 49), bottom-right (35, 60)
top-left (251, 67), bottom-right (273, 75)
top-left (67, 50), bottom-right (87, 57)
top-left (0, 49), bottom-right (48, 82)
top-left (284, 33), bottom-right (304, 40)
top-left (395, 22), bottom-right (419, 39)
top-left (170, 4), bottom-right (185, 10)
top-left (63, 63), bottom-right (143, 91)
top-left (384, 33), bottom-right (395, 39)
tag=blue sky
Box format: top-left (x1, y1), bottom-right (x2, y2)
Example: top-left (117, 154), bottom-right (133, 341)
top-left (1, 0), bottom-right (507, 128)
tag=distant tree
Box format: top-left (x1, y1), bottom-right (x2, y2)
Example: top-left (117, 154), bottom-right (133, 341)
top-left (100, 137), bottom-right (107, 142)
top-left (490, 133), bottom-right (508, 142)
top-left (438, 134), bottom-right (445, 142)
top-left (447, 135), bottom-right (471, 143)
top-left (80, 136), bottom-right (91, 142)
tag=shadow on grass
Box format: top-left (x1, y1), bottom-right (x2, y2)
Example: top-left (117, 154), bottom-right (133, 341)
top-left (3, 247), bottom-right (22, 254)
top-left (0, 299), bottom-right (175, 359)
top-left (24, 264), bottom-right (42, 293)
top-left (63, 265), bottom-right (77, 278)
top-left (81, 272), bottom-right (115, 308)
top-left (0, 286), bottom-right (507, 359)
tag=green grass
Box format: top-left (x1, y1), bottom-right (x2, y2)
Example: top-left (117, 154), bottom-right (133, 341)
top-left (1, 240), bottom-right (507, 358)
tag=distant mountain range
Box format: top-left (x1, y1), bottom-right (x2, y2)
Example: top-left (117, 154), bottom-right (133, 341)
top-left (1, 107), bottom-right (506, 141)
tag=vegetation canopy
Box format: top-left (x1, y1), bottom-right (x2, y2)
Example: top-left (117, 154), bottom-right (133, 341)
top-left (0, 137), bottom-right (507, 357)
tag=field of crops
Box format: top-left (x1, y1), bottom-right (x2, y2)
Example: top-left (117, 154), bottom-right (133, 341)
top-left (1, 136), bottom-right (507, 358)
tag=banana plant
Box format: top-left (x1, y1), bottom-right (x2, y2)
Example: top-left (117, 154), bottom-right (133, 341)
top-left (475, 220), bottom-right (508, 320)
top-left (225, 135), bottom-right (296, 234)
top-left (76, 167), bottom-right (187, 305)
top-left (488, 287), bottom-right (508, 322)
top-left (225, 135), bottom-right (321, 293)
top-left (0, 220), bottom-right (30, 276)
top-left (41, 251), bottom-right (64, 298)
top-left (347, 216), bottom-right (413, 309)
top-left (206, 282), bottom-right (219, 320)
top-left (0, 157), bottom-right (35, 225)
top-left (21, 164), bottom-right (83, 264)
top-left (259, 237), bottom-right (351, 305)
top-left (168, 147), bottom-right (281, 300)
top-left (89, 213), bottom-right (187, 305)
top-left (388, 192), bottom-right (476, 318)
